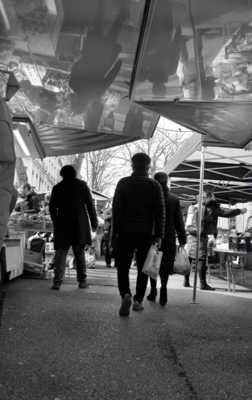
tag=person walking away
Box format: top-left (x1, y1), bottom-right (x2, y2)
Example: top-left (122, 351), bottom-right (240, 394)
top-left (112, 153), bottom-right (165, 316)
top-left (49, 165), bottom-right (98, 290)
top-left (184, 191), bottom-right (247, 290)
top-left (147, 172), bottom-right (186, 306)
top-left (103, 208), bottom-right (113, 268)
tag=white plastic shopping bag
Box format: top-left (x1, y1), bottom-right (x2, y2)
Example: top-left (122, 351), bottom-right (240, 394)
top-left (173, 247), bottom-right (191, 275)
top-left (142, 245), bottom-right (163, 280)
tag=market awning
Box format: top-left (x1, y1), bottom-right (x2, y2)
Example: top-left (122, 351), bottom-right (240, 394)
top-left (170, 161), bottom-right (252, 183)
top-left (12, 108), bottom-right (158, 158)
top-left (170, 180), bottom-right (252, 204)
top-left (166, 133), bottom-right (252, 182)
top-left (1, 0), bottom-right (159, 157)
top-left (131, 0), bottom-right (251, 103)
top-left (136, 101), bottom-right (252, 149)
top-left (131, 0), bottom-right (251, 148)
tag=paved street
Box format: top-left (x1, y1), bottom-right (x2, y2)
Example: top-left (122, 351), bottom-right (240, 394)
top-left (0, 265), bottom-right (251, 400)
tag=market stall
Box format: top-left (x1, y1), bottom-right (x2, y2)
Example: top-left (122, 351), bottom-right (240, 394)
top-left (5, 187), bottom-right (109, 280)
top-left (165, 132), bottom-right (252, 299)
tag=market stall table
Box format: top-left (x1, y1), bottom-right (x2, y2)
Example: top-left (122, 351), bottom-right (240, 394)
top-left (8, 215), bottom-right (53, 236)
top-left (7, 212), bottom-right (53, 279)
top-left (214, 247), bottom-right (247, 292)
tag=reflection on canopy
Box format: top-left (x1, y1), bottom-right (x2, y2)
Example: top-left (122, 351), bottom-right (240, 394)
top-left (132, 0), bottom-right (251, 102)
top-left (137, 100), bottom-right (252, 148)
top-left (0, 0), bottom-right (158, 155)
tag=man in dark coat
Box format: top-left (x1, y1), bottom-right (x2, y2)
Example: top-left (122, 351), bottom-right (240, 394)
top-left (49, 165), bottom-right (98, 290)
top-left (112, 153), bottom-right (165, 317)
top-left (147, 172), bottom-right (186, 306)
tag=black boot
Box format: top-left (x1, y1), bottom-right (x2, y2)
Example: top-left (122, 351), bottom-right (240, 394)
top-left (183, 272), bottom-right (191, 287)
top-left (159, 286), bottom-right (167, 306)
top-left (147, 288), bottom-right (157, 302)
top-left (199, 261), bottom-right (215, 291)
top-left (147, 279), bottom-right (157, 302)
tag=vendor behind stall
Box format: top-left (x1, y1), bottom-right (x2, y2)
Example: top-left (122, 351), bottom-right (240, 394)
top-left (15, 183), bottom-right (41, 213)
top-left (184, 190), bottom-right (247, 290)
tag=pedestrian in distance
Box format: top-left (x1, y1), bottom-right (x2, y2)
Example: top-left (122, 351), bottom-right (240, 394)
top-left (102, 208), bottom-right (113, 268)
top-left (147, 172), bottom-right (186, 306)
top-left (49, 165), bottom-right (98, 290)
top-left (111, 153), bottom-right (165, 317)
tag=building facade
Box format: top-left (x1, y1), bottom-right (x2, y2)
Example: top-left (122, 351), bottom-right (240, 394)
top-left (14, 154), bottom-right (77, 193)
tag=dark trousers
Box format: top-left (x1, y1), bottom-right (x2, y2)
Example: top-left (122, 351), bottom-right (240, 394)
top-left (53, 244), bottom-right (86, 286)
top-left (184, 258), bottom-right (207, 284)
top-left (105, 243), bottom-right (112, 266)
top-left (114, 233), bottom-right (152, 303)
top-left (103, 236), bottom-right (112, 266)
top-left (150, 246), bottom-right (176, 291)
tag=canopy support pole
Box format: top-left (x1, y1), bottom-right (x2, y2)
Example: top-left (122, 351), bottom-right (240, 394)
top-left (192, 142), bottom-right (206, 303)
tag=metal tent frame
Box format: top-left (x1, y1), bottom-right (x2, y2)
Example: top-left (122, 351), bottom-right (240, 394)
top-left (164, 133), bottom-right (252, 302)
top-left (170, 180), bottom-right (252, 205)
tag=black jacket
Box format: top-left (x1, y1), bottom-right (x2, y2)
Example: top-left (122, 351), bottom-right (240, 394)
top-left (186, 200), bottom-right (242, 238)
top-left (162, 188), bottom-right (186, 250)
top-left (203, 200), bottom-right (241, 237)
top-left (49, 178), bottom-right (98, 249)
top-left (112, 173), bottom-right (165, 240)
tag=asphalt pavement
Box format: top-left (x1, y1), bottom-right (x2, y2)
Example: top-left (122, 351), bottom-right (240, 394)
top-left (0, 264), bottom-right (251, 400)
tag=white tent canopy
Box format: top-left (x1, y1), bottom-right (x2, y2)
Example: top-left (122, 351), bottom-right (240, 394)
top-left (166, 132), bottom-right (252, 180)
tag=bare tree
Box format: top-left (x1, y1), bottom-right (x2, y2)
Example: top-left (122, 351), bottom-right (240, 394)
top-left (77, 124), bottom-right (190, 195)
top-left (82, 149), bottom-right (117, 193)
top-left (113, 126), bottom-right (184, 176)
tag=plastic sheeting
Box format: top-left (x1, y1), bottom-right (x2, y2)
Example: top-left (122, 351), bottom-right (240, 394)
top-left (137, 101), bottom-right (252, 149)
top-left (0, 0), bottom-right (159, 157)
